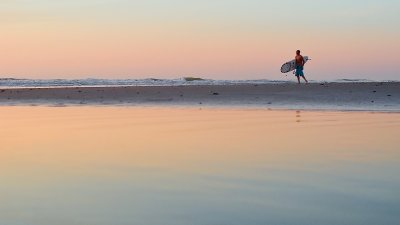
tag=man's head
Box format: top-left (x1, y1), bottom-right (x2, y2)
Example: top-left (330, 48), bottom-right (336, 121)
top-left (296, 50), bottom-right (301, 55)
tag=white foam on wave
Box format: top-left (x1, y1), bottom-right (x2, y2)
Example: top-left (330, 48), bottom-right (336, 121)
top-left (0, 78), bottom-right (397, 88)
top-left (0, 78), bottom-right (289, 88)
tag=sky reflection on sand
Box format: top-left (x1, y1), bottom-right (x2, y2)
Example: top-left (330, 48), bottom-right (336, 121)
top-left (0, 107), bottom-right (399, 225)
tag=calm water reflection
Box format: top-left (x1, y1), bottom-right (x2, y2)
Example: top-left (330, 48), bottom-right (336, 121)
top-left (0, 107), bottom-right (399, 225)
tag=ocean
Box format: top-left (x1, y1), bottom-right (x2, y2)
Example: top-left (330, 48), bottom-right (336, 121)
top-left (0, 78), bottom-right (392, 88)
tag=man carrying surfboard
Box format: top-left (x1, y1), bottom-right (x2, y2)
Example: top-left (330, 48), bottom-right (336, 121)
top-left (295, 50), bottom-right (308, 84)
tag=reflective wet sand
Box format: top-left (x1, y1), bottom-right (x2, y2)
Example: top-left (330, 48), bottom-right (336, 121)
top-left (0, 107), bottom-right (399, 225)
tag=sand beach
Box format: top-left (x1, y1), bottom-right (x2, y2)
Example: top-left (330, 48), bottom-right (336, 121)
top-left (2, 0), bottom-right (400, 224)
top-left (0, 82), bottom-right (399, 111)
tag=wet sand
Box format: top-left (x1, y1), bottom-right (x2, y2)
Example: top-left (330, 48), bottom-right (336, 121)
top-left (0, 82), bottom-right (399, 111)
top-left (1, 107), bottom-right (399, 225)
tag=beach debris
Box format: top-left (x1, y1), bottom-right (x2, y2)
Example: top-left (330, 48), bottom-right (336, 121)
top-left (387, 95), bottom-right (392, 97)
top-left (147, 98), bottom-right (173, 102)
top-left (212, 92), bottom-right (220, 95)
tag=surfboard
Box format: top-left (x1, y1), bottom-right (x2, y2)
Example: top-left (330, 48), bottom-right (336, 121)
top-left (280, 56), bottom-right (309, 73)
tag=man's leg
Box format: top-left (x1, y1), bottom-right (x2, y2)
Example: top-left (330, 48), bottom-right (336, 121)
top-left (301, 75), bottom-right (308, 83)
top-left (296, 76), bottom-right (301, 84)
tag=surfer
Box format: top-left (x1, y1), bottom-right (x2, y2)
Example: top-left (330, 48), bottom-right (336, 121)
top-left (295, 50), bottom-right (309, 84)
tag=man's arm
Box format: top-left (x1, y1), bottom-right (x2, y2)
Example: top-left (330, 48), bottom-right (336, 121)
top-left (301, 56), bottom-right (305, 66)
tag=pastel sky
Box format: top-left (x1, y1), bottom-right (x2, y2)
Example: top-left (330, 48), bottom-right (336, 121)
top-left (1, 0), bottom-right (399, 80)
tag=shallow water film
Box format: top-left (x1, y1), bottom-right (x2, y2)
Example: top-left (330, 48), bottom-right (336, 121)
top-left (1, 107), bottom-right (399, 225)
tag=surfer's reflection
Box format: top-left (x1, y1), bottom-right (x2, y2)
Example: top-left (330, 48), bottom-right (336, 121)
top-left (296, 110), bottom-right (301, 123)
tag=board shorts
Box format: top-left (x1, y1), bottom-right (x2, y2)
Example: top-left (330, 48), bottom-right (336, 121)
top-left (295, 65), bottom-right (304, 77)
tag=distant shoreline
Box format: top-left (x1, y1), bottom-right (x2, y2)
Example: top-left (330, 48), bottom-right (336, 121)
top-left (0, 82), bottom-right (399, 111)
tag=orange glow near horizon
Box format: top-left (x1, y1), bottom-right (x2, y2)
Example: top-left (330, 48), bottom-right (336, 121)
top-left (1, 1), bottom-right (399, 80)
